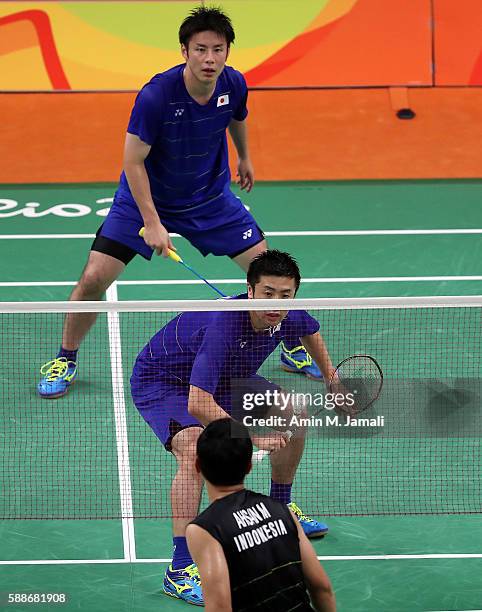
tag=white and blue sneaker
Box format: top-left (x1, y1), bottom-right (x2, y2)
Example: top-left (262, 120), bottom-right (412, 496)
top-left (163, 563), bottom-right (204, 606)
top-left (280, 342), bottom-right (323, 381)
top-left (289, 502), bottom-right (329, 538)
top-left (37, 357), bottom-right (77, 399)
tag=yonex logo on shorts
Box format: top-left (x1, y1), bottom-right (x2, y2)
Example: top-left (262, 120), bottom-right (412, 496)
top-left (175, 108), bottom-right (184, 117)
top-left (243, 229), bottom-right (253, 240)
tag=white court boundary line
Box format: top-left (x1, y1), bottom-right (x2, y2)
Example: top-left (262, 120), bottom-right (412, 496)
top-left (1, 275), bottom-right (482, 289)
top-left (2, 229), bottom-right (482, 239)
top-left (106, 283), bottom-right (136, 562)
top-left (2, 553), bottom-right (482, 565)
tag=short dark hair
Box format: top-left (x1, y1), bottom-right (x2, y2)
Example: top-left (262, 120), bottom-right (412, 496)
top-left (247, 250), bottom-right (301, 292)
top-left (179, 6), bottom-right (235, 48)
top-left (197, 419), bottom-right (252, 486)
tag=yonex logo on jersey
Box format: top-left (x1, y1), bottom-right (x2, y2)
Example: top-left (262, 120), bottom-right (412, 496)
top-left (217, 94), bottom-right (230, 107)
top-left (243, 229), bottom-right (253, 240)
top-left (174, 108), bottom-right (184, 117)
top-left (269, 323), bottom-right (282, 336)
top-left (239, 341), bottom-right (247, 348)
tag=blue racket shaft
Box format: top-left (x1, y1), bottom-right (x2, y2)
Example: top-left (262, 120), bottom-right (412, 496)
top-left (139, 227), bottom-right (227, 298)
top-left (178, 259), bottom-right (227, 298)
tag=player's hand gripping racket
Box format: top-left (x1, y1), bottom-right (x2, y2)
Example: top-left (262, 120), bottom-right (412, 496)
top-left (252, 420), bottom-right (297, 463)
top-left (253, 355), bottom-right (383, 462)
top-left (252, 394), bottom-right (306, 463)
top-left (139, 227), bottom-right (227, 298)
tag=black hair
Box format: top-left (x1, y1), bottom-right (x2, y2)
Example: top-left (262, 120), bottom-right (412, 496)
top-left (179, 6), bottom-right (235, 48)
top-left (196, 419), bottom-right (252, 486)
top-left (247, 249), bottom-right (301, 292)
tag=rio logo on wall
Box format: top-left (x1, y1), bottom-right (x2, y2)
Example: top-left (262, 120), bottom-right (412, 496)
top-left (0, 198), bottom-right (113, 218)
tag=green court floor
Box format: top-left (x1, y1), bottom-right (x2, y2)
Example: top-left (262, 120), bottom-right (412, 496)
top-left (1, 180), bottom-right (482, 611)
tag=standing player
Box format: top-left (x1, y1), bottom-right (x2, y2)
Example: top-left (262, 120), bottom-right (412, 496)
top-left (187, 418), bottom-right (336, 612)
top-left (130, 251), bottom-right (334, 606)
top-left (37, 6), bottom-right (321, 398)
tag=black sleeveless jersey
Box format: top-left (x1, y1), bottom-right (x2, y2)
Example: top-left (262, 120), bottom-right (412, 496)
top-left (191, 489), bottom-right (314, 611)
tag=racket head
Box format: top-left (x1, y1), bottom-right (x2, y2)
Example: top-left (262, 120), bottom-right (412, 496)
top-left (329, 354), bottom-right (383, 414)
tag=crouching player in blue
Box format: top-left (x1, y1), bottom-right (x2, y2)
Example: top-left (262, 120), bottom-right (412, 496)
top-left (130, 251), bottom-right (335, 606)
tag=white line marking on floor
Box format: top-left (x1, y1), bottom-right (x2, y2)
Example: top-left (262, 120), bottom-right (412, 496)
top-left (106, 283), bottom-right (136, 562)
top-left (2, 276), bottom-right (482, 288)
top-left (1, 229), bottom-right (482, 240)
top-left (1, 553), bottom-right (482, 565)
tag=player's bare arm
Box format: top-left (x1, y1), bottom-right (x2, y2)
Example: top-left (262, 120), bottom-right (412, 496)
top-left (188, 385), bottom-right (232, 425)
top-left (186, 524), bottom-right (232, 612)
top-left (301, 332), bottom-right (336, 382)
top-left (228, 119), bottom-right (254, 192)
top-left (123, 133), bottom-right (174, 257)
top-left (289, 509), bottom-right (336, 612)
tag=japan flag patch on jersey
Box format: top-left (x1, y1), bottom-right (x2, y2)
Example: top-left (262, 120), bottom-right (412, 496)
top-left (217, 94), bottom-right (230, 107)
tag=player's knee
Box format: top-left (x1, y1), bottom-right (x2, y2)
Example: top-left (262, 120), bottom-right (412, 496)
top-left (77, 267), bottom-right (111, 298)
top-left (172, 427), bottom-right (201, 463)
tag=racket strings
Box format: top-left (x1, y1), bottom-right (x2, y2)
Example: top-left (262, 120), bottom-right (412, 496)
top-left (333, 356), bottom-right (383, 413)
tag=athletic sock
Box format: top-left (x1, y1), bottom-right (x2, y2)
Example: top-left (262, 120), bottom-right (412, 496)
top-left (57, 347), bottom-right (78, 363)
top-left (270, 480), bottom-right (292, 505)
top-left (172, 536), bottom-right (194, 570)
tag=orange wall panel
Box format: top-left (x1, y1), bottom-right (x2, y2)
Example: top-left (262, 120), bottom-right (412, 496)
top-left (246, 0), bottom-right (433, 87)
top-left (434, 0), bottom-right (482, 85)
top-left (0, 0), bottom-right (434, 90)
top-left (1, 93), bottom-right (129, 183)
top-left (243, 89), bottom-right (482, 180)
top-left (2, 89), bottom-right (481, 184)
top-left (1, 1), bottom-right (480, 89)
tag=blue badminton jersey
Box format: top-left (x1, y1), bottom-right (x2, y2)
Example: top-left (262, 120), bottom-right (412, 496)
top-left (116, 63), bottom-right (248, 215)
top-left (130, 295), bottom-right (320, 396)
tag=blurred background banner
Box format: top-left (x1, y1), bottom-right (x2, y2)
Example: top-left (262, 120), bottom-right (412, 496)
top-left (0, 0), bottom-right (481, 91)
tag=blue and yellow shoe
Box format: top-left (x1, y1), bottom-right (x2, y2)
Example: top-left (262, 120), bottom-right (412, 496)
top-left (280, 342), bottom-right (323, 381)
top-left (37, 357), bottom-right (78, 399)
top-left (289, 502), bottom-right (329, 538)
top-left (163, 563), bottom-right (204, 606)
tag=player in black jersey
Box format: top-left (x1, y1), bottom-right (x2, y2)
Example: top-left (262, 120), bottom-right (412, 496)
top-left (186, 419), bottom-right (336, 612)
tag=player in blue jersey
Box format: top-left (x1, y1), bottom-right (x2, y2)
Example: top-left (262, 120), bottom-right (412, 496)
top-left (37, 6), bottom-right (322, 399)
top-left (131, 251), bottom-right (335, 606)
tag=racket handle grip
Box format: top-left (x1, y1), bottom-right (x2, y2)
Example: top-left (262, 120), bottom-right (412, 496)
top-left (253, 449), bottom-right (270, 463)
top-left (168, 249), bottom-right (182, 263)
top-left (252, 430), bottom-right (293, 463)
top-left (138, 227), bottom-right (181, 262)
